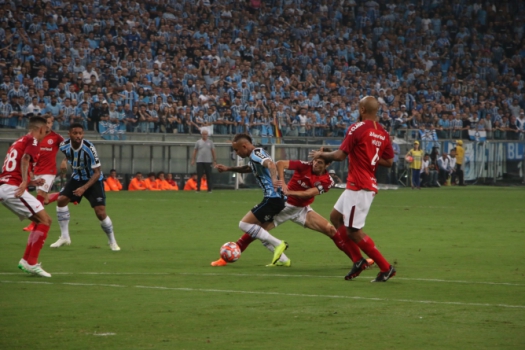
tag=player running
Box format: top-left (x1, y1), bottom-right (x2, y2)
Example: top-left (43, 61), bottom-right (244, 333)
top-left (211, 153), bottom-right (374, 268)
top-left (23, 116), bottom-right (66, 232)
top-left (215, 133), bottom-right (288, 266)
top-left (0, 116), bottom-right (54, 277)
top-left (311, 96), bottom-right (396, 282)
top-left (49, 123), bottom-right (120, 251)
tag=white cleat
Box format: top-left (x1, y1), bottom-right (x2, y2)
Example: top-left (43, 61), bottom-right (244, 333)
top-left (50, 237), bottom-right (71, 248)
top-left (23, 261), bottom-right (52, 277)
top-left (109, 242), bottom-right (121, 251)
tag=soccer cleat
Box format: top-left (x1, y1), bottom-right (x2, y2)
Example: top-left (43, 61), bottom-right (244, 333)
top-left (211, 258), bottom-right (228, 266)
top-left (22, 222), bottom-right (36, 232)
top-left (18, 259), bottom-right (32, 274)
top-left (371, 265), bottom-right (396, 282)
top-left (20, 260), bottom-right (52, 277)
top-left (344, 258), bottom-right (371, 280)
top-left (109, 242), bottom-right (121, 251)
top-left (50, 237), bottom-right (71, 248)
top-left (266, 259), bottom-right (292, 267)
top-left (271, 241), bottom-right (289, 265)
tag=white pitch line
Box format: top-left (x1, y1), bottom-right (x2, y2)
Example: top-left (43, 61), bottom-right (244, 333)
top-left (1, 280), bottom-right (524, 309)
top-left (0, 271), bottom-right (523, 286)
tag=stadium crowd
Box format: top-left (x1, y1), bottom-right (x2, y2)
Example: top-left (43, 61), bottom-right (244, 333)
top-left (1, 0), bottom-right (525, 142)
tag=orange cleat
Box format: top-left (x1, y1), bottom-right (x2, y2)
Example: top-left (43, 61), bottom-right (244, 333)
top-left (211, 258), bottom-right (228, 266)
top-left (22, 222), bottom-right (36, 232)
top-left (367, 259), bottom-right (375, 267)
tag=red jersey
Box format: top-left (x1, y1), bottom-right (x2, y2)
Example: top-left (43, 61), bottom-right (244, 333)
top-left (286, 160), bottom-right (334, 207)
top-left (34, 131), bottom-right (64, 175)
top-left (0, 134), bottom-right (40, 186)
top-left (339, 120), bottom-right (394, 193)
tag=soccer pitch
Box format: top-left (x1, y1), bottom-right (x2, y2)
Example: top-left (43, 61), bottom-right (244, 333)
top-left (1, 187), bottom-right (524, 349)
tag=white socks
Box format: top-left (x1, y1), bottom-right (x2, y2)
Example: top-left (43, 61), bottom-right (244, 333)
top-left (56, 206), bottom-right (70, 240)
top-left (100, 216), bottom-right (116, 245)
top-left (238, 221), bottom-right (282, 247)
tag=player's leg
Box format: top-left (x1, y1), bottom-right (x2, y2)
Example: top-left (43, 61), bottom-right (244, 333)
top-left (23, 175), bottom-right (58, 231)
top-left (50, 179), bottom-right (80, 247)
top-left (345, 191), bottom-right (395, 282)
top-left (239, 211), bottom-right (288, 265)
top-left (86, 180), bottom-right (120, 251)
top-left (331, 195), bottom-right (365, 264)
top-left (0, 185), bottom-right (53, 277)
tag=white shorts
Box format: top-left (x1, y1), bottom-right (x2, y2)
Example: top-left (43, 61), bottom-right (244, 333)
top-left (34, 174), bottom-right (56, 193)
top-left (334, 189), bottom-right (375, 229)
top-left (0, 184), bottom-right (44, 220)
top-left (273, 202), bottom-right (313, 227)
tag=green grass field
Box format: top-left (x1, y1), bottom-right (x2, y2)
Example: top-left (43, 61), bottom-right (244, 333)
top-left (1, 187), bottom-right (525, 349)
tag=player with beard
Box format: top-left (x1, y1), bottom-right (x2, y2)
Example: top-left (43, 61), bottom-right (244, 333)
top-left (49, 123), bottom-right (120, 251)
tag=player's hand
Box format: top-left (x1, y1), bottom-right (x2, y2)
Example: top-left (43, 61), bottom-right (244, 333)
top-left (73, 186), bottom-right (86, 197)
top-left (273, 179), bottom-right (283, 191)
top-left (215, 164), bottom-right (229, 173)
top-left (191, 160), bottom-right (195, 166)
top-left (280, 182), bottom-right (288, 194)
top-left (31, 178), bottom-right (45, 186)
top-left (309, 147), bottom-right (325, 160)
top-left (15, 182), bottom-right (27, 198)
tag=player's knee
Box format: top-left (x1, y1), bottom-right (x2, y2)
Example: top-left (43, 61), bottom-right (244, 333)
top-left (329, 210), bottom-right (342, 227)
top-left (94, 206), bottom-right (106, 220)
top-left (326, 224), bottom-right (337, 238)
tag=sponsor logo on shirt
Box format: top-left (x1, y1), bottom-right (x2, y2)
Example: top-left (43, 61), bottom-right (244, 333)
top-left (40, 147), bottom-right (53, 151)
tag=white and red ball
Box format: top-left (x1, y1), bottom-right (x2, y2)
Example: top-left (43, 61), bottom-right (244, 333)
top-left (220, 242), bottom-right (241, 262)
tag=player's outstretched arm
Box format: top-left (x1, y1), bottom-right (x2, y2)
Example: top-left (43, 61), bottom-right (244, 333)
top-left (285, 187), bottom-right (319, 199)
top-left (215, 164), bottom-right (251, 173)
top-left (309, 149), bottom-right (346, 162)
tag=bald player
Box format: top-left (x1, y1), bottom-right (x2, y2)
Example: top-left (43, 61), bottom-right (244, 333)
top-left (310, 96), bottom-right (396, 282)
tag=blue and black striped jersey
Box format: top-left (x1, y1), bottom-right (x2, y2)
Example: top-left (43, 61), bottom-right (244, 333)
top-left (60, 139), bottom-right (103, 181)
top-left (249, 148), bottom-right (282, 199)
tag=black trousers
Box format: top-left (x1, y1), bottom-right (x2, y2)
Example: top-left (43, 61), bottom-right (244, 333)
top-left (197, 162), bottom-right (212, 191)
top-left (455, 164), bottom-right (464, 185)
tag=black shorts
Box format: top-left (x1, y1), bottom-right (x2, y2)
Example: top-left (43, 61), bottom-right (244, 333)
top-left (60, 179), bottom-right (106, 208)
top-left (251, 196), bottom-right (286, 223)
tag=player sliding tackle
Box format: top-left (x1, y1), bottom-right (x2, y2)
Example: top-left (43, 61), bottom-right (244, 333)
top-left (310, 96), bottom-right (396, 282)
top-left (211, 149), bottom-right (374, 269)
top-left (214, 133), bottom-right (289, 266)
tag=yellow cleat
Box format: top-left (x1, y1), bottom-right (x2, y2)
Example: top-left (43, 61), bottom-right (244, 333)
top-left (266, 259), bottom-right (292, 267)
top-left (271, 241), bottom-right (289, 265)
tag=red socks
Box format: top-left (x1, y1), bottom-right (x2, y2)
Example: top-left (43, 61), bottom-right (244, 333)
top-left (47, 192), bottom-right (59, 204)
top-left (236, 233), bottom-right (255, 252)
top-left (37, 193), bottom-right (59, 205)
top-left (23, 224), bottom-right (50, 265)
top-left (356, 235), bottom-right (390, 272)
top-left (331, 225), bottom-right (362, 262)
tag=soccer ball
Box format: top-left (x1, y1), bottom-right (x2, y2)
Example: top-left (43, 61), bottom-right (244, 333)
top-left (405, 155), bottom-right (414, 163)
top-left (220, 242), bottom-right (241, 262)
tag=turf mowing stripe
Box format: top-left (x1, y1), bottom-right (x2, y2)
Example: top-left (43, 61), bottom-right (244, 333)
top-left (1, 280), bottom-right (524, 309)
top-left (0, 272), bottom-right (524, 286)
